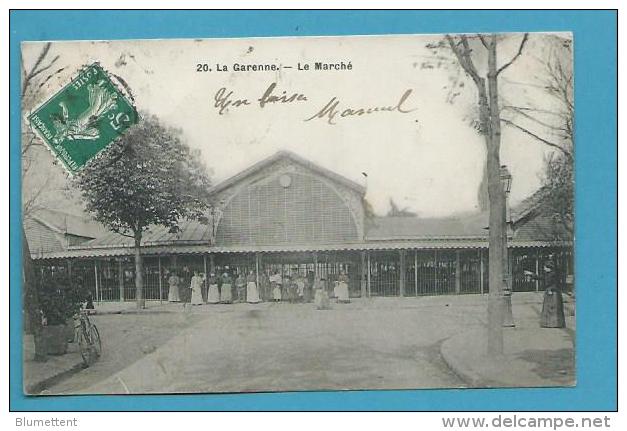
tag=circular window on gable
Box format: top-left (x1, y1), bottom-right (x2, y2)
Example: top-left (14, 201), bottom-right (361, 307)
top-left (279, 174), bottom-right (292, 188)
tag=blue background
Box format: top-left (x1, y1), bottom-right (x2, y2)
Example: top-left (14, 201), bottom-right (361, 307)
top-left (9, 10), bottom-right (617, 411)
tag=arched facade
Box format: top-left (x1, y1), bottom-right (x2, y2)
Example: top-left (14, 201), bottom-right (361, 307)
top-left (214, 166), bottom-right (363, 246)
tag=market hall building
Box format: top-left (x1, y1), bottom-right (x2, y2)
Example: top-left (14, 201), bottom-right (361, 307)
top-left (29, 151), bottom-right (573, 302)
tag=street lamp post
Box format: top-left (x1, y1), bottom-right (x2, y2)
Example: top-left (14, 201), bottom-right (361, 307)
top-left (500, 165), bottom-right (515, 327)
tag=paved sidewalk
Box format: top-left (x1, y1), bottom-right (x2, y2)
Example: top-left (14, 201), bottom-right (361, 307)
top-left (23, 302), bottom-right (179, 394)
top-left (440, 293), bottom-right (575, 388)
top-left (24, 292), bottom-right (575, 394)
top-left (22, 334), bottom-right (85, 395)
top-left (91, 300), bottom-right (175, 314)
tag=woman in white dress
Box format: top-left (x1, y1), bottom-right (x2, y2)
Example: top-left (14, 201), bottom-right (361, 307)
top-left (167, 272), bottom-right (180, 302)
top-left (246, 270), bottom-right (261, 303)
top-left (207, 272), bottom-right (220, 304)
top-left (270, 271), bottom-right (282, 302)
top-left (314, 276), bottom-right (330, 310)
top-left (296, 275), bottom-right (305, 302)
top-left (337, 271), bottom-right (350, 303)
top-left (189, 271), bottom-right (204, 305)
top-left (220, 270), bottom-right (233, 304)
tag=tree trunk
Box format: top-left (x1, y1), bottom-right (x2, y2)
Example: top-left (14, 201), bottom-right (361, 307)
top-left (473, 79), bottom-right (505, 355)
top-left (134, 233), bottom-right (145, 309)
top-left (445, 34), bottom-right (527, 355)
top-left (477, 166), bottom-right (489, 211)
top-left (486, 35), bottom-right (506, 356)
top-left (486, 142), bottom-right (506, 355)
top-left (22, 225), bottom-right (47, 361)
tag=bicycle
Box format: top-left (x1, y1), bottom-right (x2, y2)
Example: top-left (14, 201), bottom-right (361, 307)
top-left (74, 309), bottom-right (102, 366)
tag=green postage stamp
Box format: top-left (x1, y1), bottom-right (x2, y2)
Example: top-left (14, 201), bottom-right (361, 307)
top-left (27, 63), bottom-right (138, 175)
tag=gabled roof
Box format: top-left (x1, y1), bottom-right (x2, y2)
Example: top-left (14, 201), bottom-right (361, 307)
top-left (209, 150), bottom-right (367, 196)
top-left (25, 217), bottom-right (65, 255)
top-left (512, 212), bottom-right (571, 242)
top-left (366, 212), bottom-right (489, 241)
top-left (30, 208), bottom-right (107, 239)
top-left (510, 186), bottom-right (548, 224)
top-left (82, 219), bottom-right (212, 248)
top-left (509, 187), bottom-right (572, 242)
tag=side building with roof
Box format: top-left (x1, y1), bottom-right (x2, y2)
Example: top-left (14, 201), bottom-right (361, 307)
top-left (31, 151), bottom-right (573, 302)
top-left (25, 209), bottom-right (109, 258)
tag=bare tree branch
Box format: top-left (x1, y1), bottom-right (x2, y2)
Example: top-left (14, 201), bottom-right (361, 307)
top-left (496, 33), bottom-right (529, 76)
top-left (477, 34), bottom-right (489, 50)
top-left (112, 231), bottom-right (136, 239)
top-left (445, 34), bottom-right (482, 85)
top-left (28, 55), bottom-right (60, 81)
top-left (460, 36), bottom-right (482, 80)
top-left (501, 105), bottom-right (564, 116)
top-left (21, 132), bottom-right (43, 157)
top-left (502, 105), bottom-right (564, 131)
top-left (22, 42), bottom-right (52, 96)
top-left (501, 118), bottom-right (572, 160)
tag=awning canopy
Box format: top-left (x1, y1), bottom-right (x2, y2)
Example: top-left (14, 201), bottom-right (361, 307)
top-left (33, 238), bottom-right (571, 260)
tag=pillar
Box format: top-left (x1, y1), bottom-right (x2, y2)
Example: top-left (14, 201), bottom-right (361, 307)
top-left (479, 248), bottom-right (485, 295)
top-left (203, 254), bottom-right (209, 298)
top-left (479, 249), bottom-right (485, 295)
top-left (209, 253), bottom-right (215, 274)
top-left (414, 250), bottom-right (418, 296)
top-left (360, 251), bottom-right (367, 298)
top-left (434, 249), bottom-right (439, 294)
top-left (535, 248), bottom-right (540, 292)
top-left (455, 250), bottom-right (461, 294)
top-left (94, 260), bottom-right (100, 302)
top-left (158, 256), bottom-right (163, 304)
top-left (399, 250), bottom-right (406, 297)
top-left (255, 253), bottom-right (260, 286)
top-left (507, 248), bottom-right (514, 291)
top-left (118, 258), bottom-right (124, 302)
top-left (366, 251), bottom-right (371, 297)
top-left (171, 254), bottom-right (178, 270)
top-left (67, 259), bottom-right (73, 288)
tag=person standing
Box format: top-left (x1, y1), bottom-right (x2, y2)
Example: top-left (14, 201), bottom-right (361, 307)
top-left (314, 276), bottom-right (330, 310)
top-left (288, 275), bottom-right (298, 303)
top-left (337, 270), bottom-right (350, 303)
top-left (305, 270), bottom-right (315, 302)
top-left (328, 272), bottom-right (338, 298)
top-left (207, 272), bottom-right (220, 304)
top-left (220, 270), bottom-right (233, 304)
top-left (271, 271), bottom-right (282, 302)
top-left (189, 271), bottom-right (204, 305)
top-left (168, 271), bottom-right (181, 302)
top-left (282, 275), bottom-right (291, 302)
top-left (235, 271), bottom-right (247, 303)
top-left (295, 274), bottom-right (305, 303)
top-left (540, 261), bottom-right (565, 328)
top-left (246, 269), bottom-right (261, 303)
top-left (259, 271), bottom-right (270, 302)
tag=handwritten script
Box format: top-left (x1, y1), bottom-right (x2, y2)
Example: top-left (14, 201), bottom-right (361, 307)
top-left (213, 83), bottom-right (417, 124)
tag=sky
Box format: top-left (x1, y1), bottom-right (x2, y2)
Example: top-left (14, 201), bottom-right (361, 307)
top-left (22, 33), bottom-right (571, 217)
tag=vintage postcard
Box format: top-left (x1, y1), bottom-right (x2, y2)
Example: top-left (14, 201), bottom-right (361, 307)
top-left (21, 33), bottom-right (574, 395)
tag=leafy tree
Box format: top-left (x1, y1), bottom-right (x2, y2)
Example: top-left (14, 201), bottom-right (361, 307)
top-left (37, 271), bottom-right (91, 326)
top-left (75, 114), bottom-right (212, 308)
top-left (542, 153), bottom-right (573, 236)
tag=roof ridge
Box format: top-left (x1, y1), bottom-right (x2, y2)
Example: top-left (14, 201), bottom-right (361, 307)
top-left (209, 150), bottom-right (366, 196)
